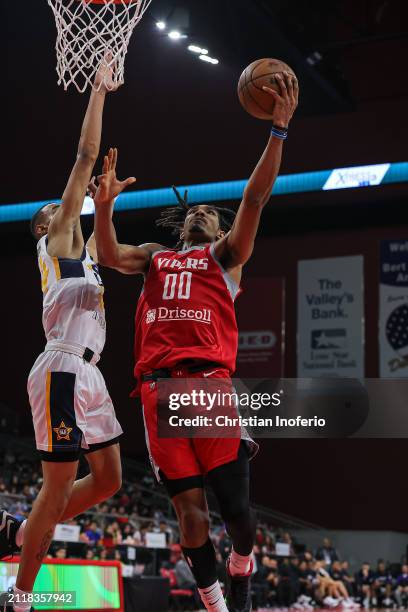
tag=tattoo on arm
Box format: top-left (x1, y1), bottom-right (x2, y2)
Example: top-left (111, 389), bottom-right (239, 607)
top-left (35, 529), bottom-right (54, 562)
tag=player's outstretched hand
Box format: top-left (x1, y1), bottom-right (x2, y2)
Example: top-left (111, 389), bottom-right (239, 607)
top-left (94, 148), bottom-right (136, 206)
top-left (94, 52), bottom-right (123, 92)
top-left (262, 71), bottom-right (299, 127)
top-left (87, 176), bottom-right (98, 199)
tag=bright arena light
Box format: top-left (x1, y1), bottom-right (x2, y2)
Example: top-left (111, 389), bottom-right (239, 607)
top-left (199, 54), bottom-right (219, 65)
top-left (168, 30), bottom-right (182, 40)
top-left (156, 21), bottom-right (166, 30)
top-left (188, 45), bottom-right (208, 55)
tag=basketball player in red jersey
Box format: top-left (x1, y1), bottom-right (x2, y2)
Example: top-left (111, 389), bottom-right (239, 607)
top-left (94, 73), bottom-right (298, 612)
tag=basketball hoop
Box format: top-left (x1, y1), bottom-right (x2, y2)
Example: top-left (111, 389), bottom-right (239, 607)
top-left (46, 0), bottom-right (153, 93)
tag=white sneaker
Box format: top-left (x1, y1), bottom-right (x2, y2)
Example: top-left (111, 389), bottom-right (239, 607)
top-left (363, 598), bottom-right (370, 609)
top-left (323, 596), bottom-right (340, 607)
top-left (293, 602), bottom-right (305, 609)
top-left (341, 599), bottom-right (356, 608)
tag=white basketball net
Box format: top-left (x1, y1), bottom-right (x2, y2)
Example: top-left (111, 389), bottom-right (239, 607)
top-left (47, 0), bottom-right (153, 93)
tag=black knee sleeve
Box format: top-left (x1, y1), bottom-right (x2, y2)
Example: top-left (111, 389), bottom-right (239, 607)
top-left (182, 537), bottom-right (217, 589)
top-left (207, 442), bottom-right (256, 556)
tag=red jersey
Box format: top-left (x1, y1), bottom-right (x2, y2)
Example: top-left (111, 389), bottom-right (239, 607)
top-left (133, 243), bottom-right (241, 384)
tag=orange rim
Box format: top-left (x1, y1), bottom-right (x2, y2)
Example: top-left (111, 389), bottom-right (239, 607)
top-left (80, 0), bottom-right (135, 4)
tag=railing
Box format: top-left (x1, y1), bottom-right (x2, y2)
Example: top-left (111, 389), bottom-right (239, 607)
top-left (1, 435), bottom-right (323, 531)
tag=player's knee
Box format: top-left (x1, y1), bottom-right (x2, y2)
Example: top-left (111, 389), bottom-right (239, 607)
top-left (179, 508), bottom-right (209, 542)
top-left (91, 459), bottom-right (122, 498)
top-left (219, 494), bottom-right (252, 525)
top-left (40, 482), bottom-right (73, 518)
top-left (104, 471), bottom-right (122, 497)
top-left (97, 469), bottom-right (122, 499)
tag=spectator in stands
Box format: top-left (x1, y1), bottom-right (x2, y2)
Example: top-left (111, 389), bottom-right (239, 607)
top-left (276, 557), bottom-right (299, 607)
top-left (340, 560), bottom-right (356, 597)
top-left (261, 534), bottom-right (275, 556)
top-left (298, 559), bottom-right (316, 601)
top-left (114, 549), bottom-right (123, 562)
top-left (83, 520), bottom-right (102, 546)
top-left (155, 519), bottom-right (172, 546)
top-left (373, 559), bottom-right (394, 608)
top-left (103, 521), bottom-right (122, 548)
top-left (316, 537), bottom-right (339, 565)
top-left (395, 564), bottom-right (408, 608)
top-left (85, 548), bottom-right (96, 560)
top-left (255, 527), bottom-right (265, 548)
top-left (0, 482), bottom-right (9, 494)
top-left (140, 521), bottom-right (155, 545)
top-left (169, 544), bottom-right (201, 607)
top-left (355, 561), bottom-right (376, 607)
top-left (276, 531), bottom-right (295, 556)
top-left (218, 529), bottom-right (232, 560)
top-left (215, 550), bottom-right (227, 588)
top-left (253, 556), bottom-right (279, 609)
top-left (54, 547), bottom-right (67, 559)
top-left (131, 522), bottom-right (143, 546)
top-left (171, 544), bottom-right (196, 589)
top-left (121, 524), bottom-right (136, 545)
top-left (314, 559), bottom-right (355, 608)
top-left (117, 505), bottom-right (128, 524)
top-left (330, 560), bottom-right (344, 581)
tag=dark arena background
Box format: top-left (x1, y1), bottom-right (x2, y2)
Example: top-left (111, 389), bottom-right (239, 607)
top-left (2, 0), bottom-right (408, 611)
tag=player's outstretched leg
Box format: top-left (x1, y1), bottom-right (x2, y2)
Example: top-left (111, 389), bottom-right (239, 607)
top-left (0, 445), bottom-right (121, 611)
top-left (207, 443), bottom-right (256, 612)
top-left (11, 460), bottom-right (78, 608)
top-left (3, 443), bottom-right (121, 550)
top-left (170, 485), bottom-right (229, 612)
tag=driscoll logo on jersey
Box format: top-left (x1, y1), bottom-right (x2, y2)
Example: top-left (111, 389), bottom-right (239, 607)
top-left (157, 257), bottom-right (209, 271)
top-left (146, 307), bottom-right (212, 324)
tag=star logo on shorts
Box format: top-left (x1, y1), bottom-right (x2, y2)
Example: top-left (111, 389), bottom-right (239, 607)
top-left (53, 421), bottom-right (73, 441)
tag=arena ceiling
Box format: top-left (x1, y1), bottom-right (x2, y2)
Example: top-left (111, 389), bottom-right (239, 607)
top-left (3, 0), bottom-right (407, 204)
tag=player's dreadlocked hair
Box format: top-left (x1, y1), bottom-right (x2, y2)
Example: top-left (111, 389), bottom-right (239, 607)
top-left (156, 186), bottom-right (236, 249)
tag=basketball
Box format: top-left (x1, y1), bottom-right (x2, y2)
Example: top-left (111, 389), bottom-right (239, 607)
top-left (238, 58), bottom-right (297, 120)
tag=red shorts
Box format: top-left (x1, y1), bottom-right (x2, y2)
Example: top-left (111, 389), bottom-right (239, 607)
top-left (141, 366), bottom-right (241, 480)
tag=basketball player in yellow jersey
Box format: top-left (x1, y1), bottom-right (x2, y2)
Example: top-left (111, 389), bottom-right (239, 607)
top-left (0, 61), bottom-right (133, 612)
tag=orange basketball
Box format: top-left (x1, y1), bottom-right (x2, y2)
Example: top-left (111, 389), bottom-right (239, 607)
top-left (237, 58), bottom-right (296, 120)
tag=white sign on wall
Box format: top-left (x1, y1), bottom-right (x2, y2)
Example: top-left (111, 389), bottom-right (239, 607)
top-left (379, 240), bottom-right (408, 377)
top-left (54, 524), bottom-right (80, 542)
top-left (145, 532), bottom-right (166, 549)
top-left (298, 256), bottom-right (364, 377)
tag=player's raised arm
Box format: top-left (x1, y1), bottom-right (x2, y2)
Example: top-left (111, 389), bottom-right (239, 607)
top-left (93, 148), bottom-right (162, 274)
top-left (215, 71), bottom-right (298, 269)
top-left (47, 59), bottom-right (119, 259)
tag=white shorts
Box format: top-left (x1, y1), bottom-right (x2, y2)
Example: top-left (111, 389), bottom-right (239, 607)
top-left (27, 350), bottom-right (123, 461)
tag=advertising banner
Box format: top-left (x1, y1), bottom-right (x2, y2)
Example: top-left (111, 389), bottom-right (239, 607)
top-left (297, 256), bottom-right (364, 377)
top-left (379, 240), bottom-right (408, 377)
top-left (235, 278), bottom-right (285, 378)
